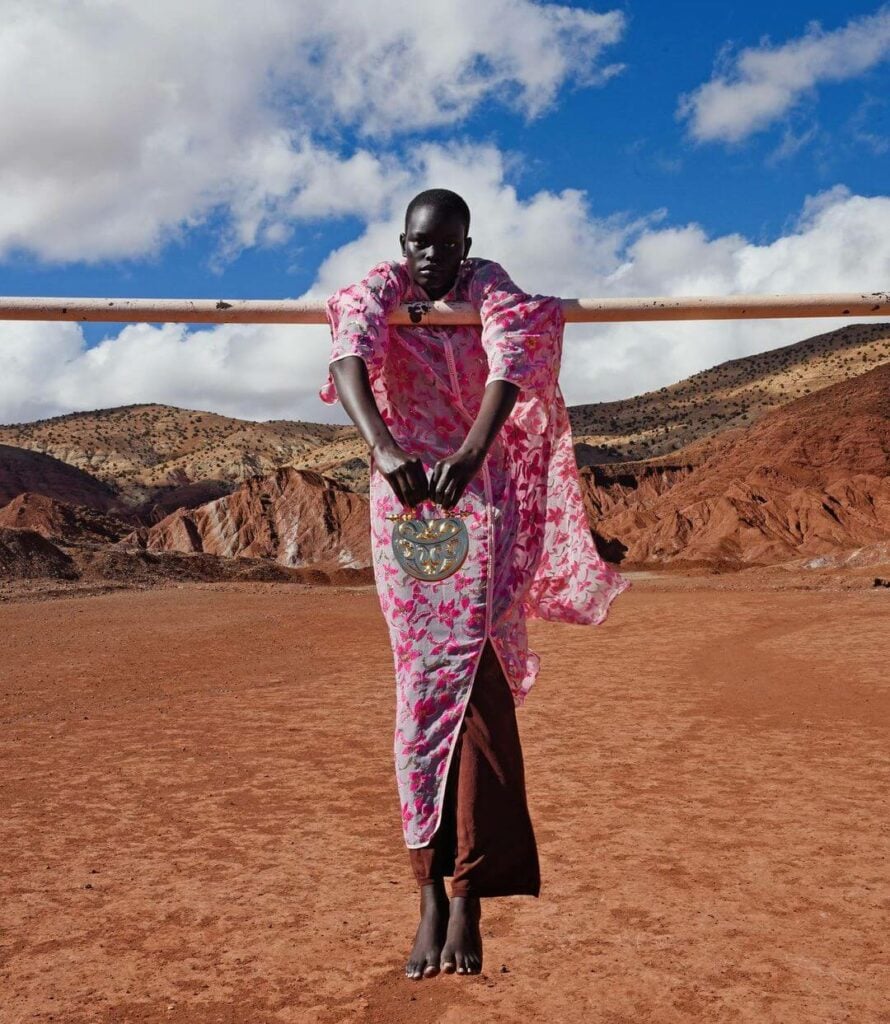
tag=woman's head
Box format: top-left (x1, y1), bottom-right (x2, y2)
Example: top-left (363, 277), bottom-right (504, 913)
top-left (400, 188), bottom-right (472, 300)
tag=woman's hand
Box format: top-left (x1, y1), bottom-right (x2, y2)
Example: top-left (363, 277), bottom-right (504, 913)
top-left (429, 443), bottom-right (486, 508)
top-left (372, 440), bottom-right (429, 509)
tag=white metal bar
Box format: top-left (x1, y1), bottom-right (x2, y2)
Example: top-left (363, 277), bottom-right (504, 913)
top-left (0, 292), bottom-right (887, 325)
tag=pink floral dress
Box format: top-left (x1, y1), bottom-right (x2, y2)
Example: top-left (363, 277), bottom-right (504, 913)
top-left (319, 257), bottom-right (631, 848)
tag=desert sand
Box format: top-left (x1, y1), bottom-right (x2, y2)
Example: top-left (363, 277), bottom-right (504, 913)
top-left (2, 576), bottom-right (888, 1023)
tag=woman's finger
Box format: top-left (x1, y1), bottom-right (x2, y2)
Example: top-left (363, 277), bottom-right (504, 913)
top-left (411, 463), bottom-right (430, 502)
top-left (401, 470), bottom-right (420, 508)
top-left (408, 478), bottom-right (426, 507)
top-left (442, 478), bottom-right (458, 509)
top-left (437, 469), bottom-right (454, 506)
top-left (427, 462), bottom-right (440, 498)
top-left (427, 465), bottom-right (439, 503)
top-left (389, 475), bottom-right (407, 508)
top-left (399, 465), bottom-right (418, 506)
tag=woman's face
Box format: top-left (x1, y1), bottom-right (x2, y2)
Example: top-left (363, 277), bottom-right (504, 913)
top-left (400, 203), bottom-right (472, 300)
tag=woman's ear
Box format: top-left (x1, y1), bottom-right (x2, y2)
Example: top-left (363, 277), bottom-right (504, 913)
top-left (463, 235), bottom-right (472, 259)
top-left (399, 232), bottom-right (407, 257)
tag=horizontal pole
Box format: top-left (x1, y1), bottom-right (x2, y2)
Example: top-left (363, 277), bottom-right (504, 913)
top-left (0, 292), bottom-right (887, 325)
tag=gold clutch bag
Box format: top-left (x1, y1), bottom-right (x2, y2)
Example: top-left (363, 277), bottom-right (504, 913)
top-left (386, 505), bottom-right (471, 581)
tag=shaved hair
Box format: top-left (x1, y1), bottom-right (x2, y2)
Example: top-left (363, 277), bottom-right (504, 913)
top-left (404, 188), bottom-right (471, 233)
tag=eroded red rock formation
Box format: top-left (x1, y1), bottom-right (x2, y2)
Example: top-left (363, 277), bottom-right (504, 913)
top-left (120, 466), bottom-right (371, 570)
top-left (583, 363), bottom-right (890, 567)
top-left (0, 493), bottom-right (132, 545)
top-left (135, 479), bottom-right (238, 523)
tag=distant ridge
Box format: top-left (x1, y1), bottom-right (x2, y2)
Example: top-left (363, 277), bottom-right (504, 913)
top-left (0, 404), bottom-right (359, 504)
top-left (570, 321), bottom-right (890, 464)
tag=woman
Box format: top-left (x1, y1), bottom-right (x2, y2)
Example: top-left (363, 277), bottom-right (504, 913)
top-left (319, 188), bottom-right (630, 979)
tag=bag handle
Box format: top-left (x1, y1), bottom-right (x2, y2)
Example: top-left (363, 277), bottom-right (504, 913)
top-left (386, 501), bottom-right (472, 522)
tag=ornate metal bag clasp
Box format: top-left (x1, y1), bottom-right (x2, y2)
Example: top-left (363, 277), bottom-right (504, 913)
top-left (386, 504), bottom-right (471, 581)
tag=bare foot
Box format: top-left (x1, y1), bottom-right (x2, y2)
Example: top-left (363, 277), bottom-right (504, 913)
top-left (440, 895), bottom-right (482, 975)
top-left (406, 881), bottom-right (449, 980)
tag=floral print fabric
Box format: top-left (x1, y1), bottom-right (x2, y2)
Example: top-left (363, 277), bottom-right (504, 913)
top-left (319, 257), bottom-right (631, 847)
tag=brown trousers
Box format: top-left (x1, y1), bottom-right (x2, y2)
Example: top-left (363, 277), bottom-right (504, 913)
top-left (408, 638), bottom-right (541, 899)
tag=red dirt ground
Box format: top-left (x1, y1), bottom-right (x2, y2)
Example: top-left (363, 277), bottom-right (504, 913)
top-left (2, 578), bottom-right (888, 1023)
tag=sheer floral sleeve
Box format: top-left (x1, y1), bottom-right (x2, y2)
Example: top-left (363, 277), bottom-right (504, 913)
top-left (318, 260), bottom-right (410, 405)
top-left (466, 259), bottom-right (564, 435)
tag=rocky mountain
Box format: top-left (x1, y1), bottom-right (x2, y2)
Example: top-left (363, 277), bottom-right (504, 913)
top-left (570, 322), bottom-right (890, 464)
top-left (0, 404), bottom-right (359, 505)
top-left (582, 362), bottom-right (890, 568)
top-left (120, 466), bottom-right (371, 570)
top-left (0, 493), bottom-right (132, 545)
top-left (0, 443), bottom-right (119, 510)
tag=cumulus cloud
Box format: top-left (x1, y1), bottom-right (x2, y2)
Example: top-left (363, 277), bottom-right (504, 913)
top-left (0, 0), bottom-right (623, 262)
top-left (679, 7), bottom-right (890, 143)
top-left (3, 144), bottom-right (888, 426)
top-left (0, 318), bottom-right (333, 426)
top-left (560, 185), bottom-right (890, 401)
top-left (306, 143), bottom-right (642, 300)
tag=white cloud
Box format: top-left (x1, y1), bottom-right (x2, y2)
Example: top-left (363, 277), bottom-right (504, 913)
top-left (306, 143), bottom-right (642, 299)
top-left (0, 0), bottom-right (623, 262)
top-left (679, 7), bottom-right (890, 143)
top-left (0, 318), bottom-right (333, 426)
top-left (3, 145), bottom-right (888, 426)
top-left (561, 186), bottom-right (890, 402)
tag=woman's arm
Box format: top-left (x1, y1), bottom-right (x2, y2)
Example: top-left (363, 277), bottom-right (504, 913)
top-left (322, 261), bottom-right (429, 509)
top-left (430, 258), bottom-right (541, 507)
top-left (330, 355), bottom-right (429, 509)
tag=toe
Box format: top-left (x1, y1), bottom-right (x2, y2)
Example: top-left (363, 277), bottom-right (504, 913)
top-left (423, 959), bottom-right (440, 978)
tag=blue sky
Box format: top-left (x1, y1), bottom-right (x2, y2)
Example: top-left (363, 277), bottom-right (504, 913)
top-left (1, 0), bottom-right (888, 423)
